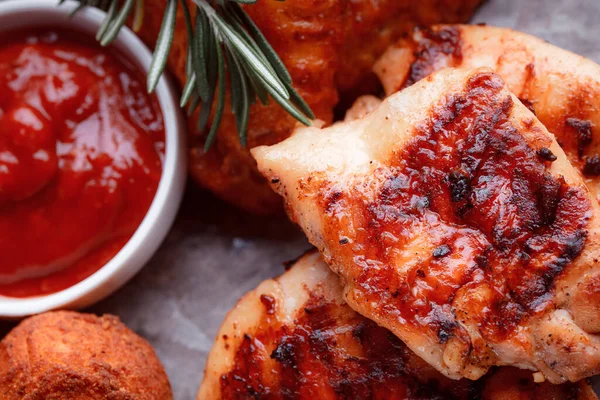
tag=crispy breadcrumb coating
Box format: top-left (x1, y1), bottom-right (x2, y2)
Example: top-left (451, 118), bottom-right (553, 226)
top-left (0, 311), bottom-right (172, 400)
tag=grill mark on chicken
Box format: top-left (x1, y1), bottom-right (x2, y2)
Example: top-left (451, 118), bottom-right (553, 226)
top-left (402, 26), bottom-right (463, 89)
top-left (448, 171), bottom-right (471, 202)
top-left (324, 190), bottom-right (344, 214)
top-left (566, 118), bottom-right (594, 158)
top-left (537, 147), bottom-right (557, 162)
top-left (584, 155), bottom-right (600, 176)
top-left (378, 25), bottom-right (600, 202)
top-left (565, 118), bottom-right (600, 177)
top-left (260, 294), bottom-right (277, 315)
top-left (319, 72), bottom-right (590, 342)
top-left (219, 294), bottom-right (477, 399)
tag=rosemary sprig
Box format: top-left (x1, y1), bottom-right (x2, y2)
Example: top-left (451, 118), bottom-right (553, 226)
top-left (146, 0), bottom-right (177, 92)
top-left (65, 0), bottom-right (314, 151)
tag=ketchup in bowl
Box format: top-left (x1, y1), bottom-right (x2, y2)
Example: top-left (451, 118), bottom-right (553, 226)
top-left (0, 30), bottom-right (165, 297)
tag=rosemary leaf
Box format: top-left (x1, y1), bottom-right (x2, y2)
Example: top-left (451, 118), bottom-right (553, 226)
top-left (192, 7), bottom-right (210, 101)
top-left (225, 48), bottom-right (250, 145)
top-left (147, 0), bottom-right (177, 92)
top-left (230, 3), bottom-right (292, 84)
top-left (197, 17), bottom-right (218, 131)
top-left (238, 70), bottom-right (251, 146)
top-left (180, 73), bottom-right (197, 107)
top-left (225, 25), bottom-right (269, 107)
top-left (204, 38), bottom-right (226, 152)
top-left (254, 70), bottom-right (311, 125)
top-left (180, 0), bottom-right (194, 42)
top-left (244, 63), bottom-right (269, 105)
top-left (180, 0), bottom-right (196, 101)
top-left (181, 0), bottom-right (204, 104)
top-left (180, 32), bottom-right (196, 107)
top-left (100, 0), bottom-right (135, 46)
top-left (224, 49), bottom-right (241, 116)
top-left (240, 86), bottom-right (252, 146)
top-left (212, 15), bottom-right (289, 100)
top-left (243, 65), bottom-right (257, 108)
top-left (96, 0), bottom-right (118, 41)
top-left (187, 91), bottom-right (201, 116)
top-left (269, 89), bottom-right (311, 126)
top-left (221, 8), bottom-right (277, 79)
top-left (289, 87), bottom-right (315, 119)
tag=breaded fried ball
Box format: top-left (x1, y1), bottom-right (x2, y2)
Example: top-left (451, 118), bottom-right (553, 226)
top-left (0, 311), bottom-right (172, 400)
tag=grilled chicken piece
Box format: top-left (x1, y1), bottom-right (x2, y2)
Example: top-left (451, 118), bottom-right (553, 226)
top-left (374, 24), bottom-right (600, 201)
top-left (199, 252), bottom-right (597, 399)
top-left (253, 68), bottom-right (600, 383)
top-left (136, 1), bottom-right (484, 214)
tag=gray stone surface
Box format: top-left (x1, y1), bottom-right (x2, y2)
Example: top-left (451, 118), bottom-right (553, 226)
top-left (1, 1), bottom-right (599, 399)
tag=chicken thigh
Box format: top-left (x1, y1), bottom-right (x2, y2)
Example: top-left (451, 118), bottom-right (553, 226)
top-left (374, 25), bottom-right (600, 201)
top-left (253, 68), bottom-right (600, 383)
top-left (199, 252), bottom-right (597, 399)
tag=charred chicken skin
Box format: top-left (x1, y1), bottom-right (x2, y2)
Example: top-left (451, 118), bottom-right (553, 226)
top-left (253, 68), bottom-right (600, 383)
top-left (136, 0), bottom-right (484, 214)
top-left (374, 24), bottom-right (600, 201)
top-left (199, 252), bottom-right (598, 399)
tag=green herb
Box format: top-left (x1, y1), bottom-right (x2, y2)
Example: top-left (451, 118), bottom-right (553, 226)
top-left (66, 0), bottom-right (314, 150)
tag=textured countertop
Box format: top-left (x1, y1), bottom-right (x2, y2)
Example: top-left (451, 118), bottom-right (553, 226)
top-left (2, 1), bottom-right (600, 399)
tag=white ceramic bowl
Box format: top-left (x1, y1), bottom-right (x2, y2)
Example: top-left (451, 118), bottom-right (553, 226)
top-left (0, 0), bottom-right (187, 318)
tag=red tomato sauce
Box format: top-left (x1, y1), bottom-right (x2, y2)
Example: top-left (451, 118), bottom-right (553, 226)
top-left (0, 30), bottom-right (165, 297)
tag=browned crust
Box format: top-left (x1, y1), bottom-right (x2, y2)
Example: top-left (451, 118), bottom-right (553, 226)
top-left (0, 311), bottom-right (172, 400)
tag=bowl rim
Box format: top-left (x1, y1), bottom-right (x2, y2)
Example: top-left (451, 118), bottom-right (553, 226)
top-left (0, 0), bottom-right (187, 317)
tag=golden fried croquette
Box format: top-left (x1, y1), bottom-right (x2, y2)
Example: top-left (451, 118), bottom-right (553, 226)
top-left (0, 311), bottom-right (172, 400)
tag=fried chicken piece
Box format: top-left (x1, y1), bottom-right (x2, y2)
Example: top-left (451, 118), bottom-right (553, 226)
top-left (253, 68), bottom-right (600, 383)
top-left (374, 25), bottom-right (600, 201)
top-left (136, 0), bottom-right (484, 214)
top-left (0, 311), bottom-right (172, 400)
top-left (199, 252), bottom-right (597, 399)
